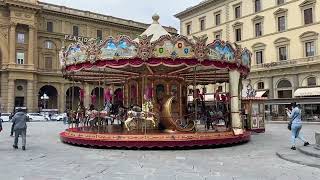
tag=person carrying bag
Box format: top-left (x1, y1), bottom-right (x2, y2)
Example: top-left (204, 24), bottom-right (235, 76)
top-left (286, 102), bottom-right (310, 150)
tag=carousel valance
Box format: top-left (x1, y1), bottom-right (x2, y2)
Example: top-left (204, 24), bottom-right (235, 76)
top-left (59, 35), bottom-right (252, 75)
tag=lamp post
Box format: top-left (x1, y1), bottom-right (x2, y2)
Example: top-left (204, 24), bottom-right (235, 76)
top-left (40, 93), bottom-right (49, 109)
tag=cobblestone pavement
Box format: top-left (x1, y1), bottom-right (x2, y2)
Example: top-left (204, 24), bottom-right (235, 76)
top-left (0, 122), bottom-right (319, 180)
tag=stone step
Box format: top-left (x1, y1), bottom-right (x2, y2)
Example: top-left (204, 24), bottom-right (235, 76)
top-left (298, 145), bottom-right (320, 158)
top-left (276, 147), bottom-right (320, 169)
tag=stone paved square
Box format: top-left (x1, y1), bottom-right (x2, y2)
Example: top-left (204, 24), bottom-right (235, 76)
top-left (0, 122), bottom-right (319, 180)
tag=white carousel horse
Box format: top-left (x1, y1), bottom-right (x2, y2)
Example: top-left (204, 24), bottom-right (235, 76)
top-left (124, 103), bottom-right (157, 131)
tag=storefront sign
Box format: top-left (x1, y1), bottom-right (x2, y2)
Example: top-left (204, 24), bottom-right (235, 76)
top-left (64, 34), bottom-right (93, 43)
top-left (262, 60), bottom-right (296, 68)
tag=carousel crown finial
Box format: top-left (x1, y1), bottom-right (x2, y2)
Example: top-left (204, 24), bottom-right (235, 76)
top-left (152, 14), bottom-right (160, 24)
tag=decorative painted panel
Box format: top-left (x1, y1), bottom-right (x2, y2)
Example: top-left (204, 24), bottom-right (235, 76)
top-left (207, 40), bottom-right (235, 61)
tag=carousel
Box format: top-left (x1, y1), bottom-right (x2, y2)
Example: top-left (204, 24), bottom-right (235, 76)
top-left (59, 15), bottom-right (252, 149)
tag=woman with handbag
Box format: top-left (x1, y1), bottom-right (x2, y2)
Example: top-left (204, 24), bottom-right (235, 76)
top-left (286, 102), bottom-right (309, 150)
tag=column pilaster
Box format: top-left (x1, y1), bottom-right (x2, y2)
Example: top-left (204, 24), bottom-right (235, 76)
top-left (7, 79), bottom-right (15, 112)
top-left (9, 23), bottom-right (16, 65)
top-left (28, 25), bottom-right (35, 66)
top-left (27, 80), bottom-right (34, 112)
top-left (59, 84), bottom-right (65, 113)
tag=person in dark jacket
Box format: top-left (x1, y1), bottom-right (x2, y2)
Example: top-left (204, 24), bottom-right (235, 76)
top-left (12, 108), bottom-right (27, 150)
top-left (10, 109), bottom-right (16, 136)
top-left (0, 116), bottom-right (2, 132)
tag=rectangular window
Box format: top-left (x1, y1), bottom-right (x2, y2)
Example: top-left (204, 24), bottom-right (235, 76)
top-left (200, 19), bottom-right (205, 31)
top-left (47, 22), bottom-right (53, 32)
top-left (305, 41), bottom-right (315, 57)
top-left (16, 52), bottom-right (24, 64)
top-left (186, 24), bottom-right (191, 35)
top-left (277, 0), bottom-right (284, 5)
top-left (235, 6), bottom-right (241, 19)
top-left (235, 28), bottom-right (241, 41)
top-left (278, 46), bottom-right (287, 61)
top-left (97, 30), bottom-right (102, 40)
top-left (278, 16), bottom-right (285, 31)
top-left (256, 51), bottom-right (263, 64)
top-left (215, 34), bottom-right (221, 39)
top-left (17, 33), bottom-right (25, 43)
top-left (258, 82), bottom-right (264, 89)
top-left (255, 22), bottom-right (262, 37)
top-left (304, 8), bottom-right (313, 25)
top-left (215, 14), bottom-right (221, 26)
top-left (255, 0), bottom-right (261, 12)
top-left (73, 26), bottom-right (79, 36)
top-left (45, 57), bottom-right (52, 70)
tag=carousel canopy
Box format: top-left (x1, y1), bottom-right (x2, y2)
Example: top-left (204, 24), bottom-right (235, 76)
top-left (134, 14), bottom-right (171, 42)
top-left (60, 15), bottom-right (252, 85)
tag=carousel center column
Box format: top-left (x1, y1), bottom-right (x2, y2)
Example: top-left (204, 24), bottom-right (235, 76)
top-left (229, 70), bottom-right (243, 134)
top-left (84, 83), bottom-right (90, 108)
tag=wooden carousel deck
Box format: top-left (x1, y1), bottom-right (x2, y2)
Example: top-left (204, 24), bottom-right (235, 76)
top-left (60, 125), bottom-right (251, 149)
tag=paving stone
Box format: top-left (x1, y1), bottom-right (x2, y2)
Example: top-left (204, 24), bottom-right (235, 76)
top-left (0, 122), bottom-right (320, 180)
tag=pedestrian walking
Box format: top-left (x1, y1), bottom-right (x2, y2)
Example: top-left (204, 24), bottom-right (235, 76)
top-left (12, 108), bottom-right (28, 151)
top-left (0, 116), bottom-right (2, 133)
top-left (286, 102), bottom-right (310, 150)
top-left (10, 109), bottom-right (16, 136)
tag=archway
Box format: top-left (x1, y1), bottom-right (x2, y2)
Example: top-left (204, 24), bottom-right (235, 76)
top-left (277, 79), bottom-right (292, 98)
top-left (91, 87), bottom-right (104, 110)
top-left (276, 79), bottom-right (293, 117)
top-left (66, 86), bottom-right (80, 111)
top-left (38, 85), bottom-right (58, 109)
top-left (114, 88), bottom-right (123, 106)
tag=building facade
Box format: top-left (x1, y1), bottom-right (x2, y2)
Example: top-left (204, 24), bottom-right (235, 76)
top-left (176, 0), bottom-right (320, 121)
top-left (0, 0), bottom-right (176, 113)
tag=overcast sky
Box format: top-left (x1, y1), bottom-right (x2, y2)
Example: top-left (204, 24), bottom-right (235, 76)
top-left (40, 0), bottom-right (202, 31)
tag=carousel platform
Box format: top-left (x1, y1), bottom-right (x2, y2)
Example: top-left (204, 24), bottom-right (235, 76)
top-left (60, 126), bottom-right (251, 149)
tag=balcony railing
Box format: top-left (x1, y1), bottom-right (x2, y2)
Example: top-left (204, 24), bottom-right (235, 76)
top-left (251, 55), bottom-right (320, 71)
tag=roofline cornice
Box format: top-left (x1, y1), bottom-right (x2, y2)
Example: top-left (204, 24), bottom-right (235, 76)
top-left (38, 1), bottom-right (177, 33)
top-left (40, 10), bottom-right (147, 32)
top-left (5, 0), bottom-right (41, 10)
top-left (175, 0), bottom-right (218, 19)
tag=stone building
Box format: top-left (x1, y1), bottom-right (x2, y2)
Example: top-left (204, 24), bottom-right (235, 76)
top-left (175, 0), bottom-right (320, 121)
top-left (0, 0), bottom-right (177, 113)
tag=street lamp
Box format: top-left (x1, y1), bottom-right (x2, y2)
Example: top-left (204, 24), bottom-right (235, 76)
top-left (40, 93), bottom-right (49, 109)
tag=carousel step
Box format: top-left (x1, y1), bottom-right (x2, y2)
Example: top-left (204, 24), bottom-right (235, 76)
top-left (276, 147), bottom-right (320, 169)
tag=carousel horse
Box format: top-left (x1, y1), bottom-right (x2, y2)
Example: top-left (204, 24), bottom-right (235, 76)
top-left (99, 101), bottom-right (115, 125)
top-left (124, 102), bottom-right (157, 131)
top-left (68, 110), bottom-right (78, 127)
top-left (76, 103), bottom-right (86, 127)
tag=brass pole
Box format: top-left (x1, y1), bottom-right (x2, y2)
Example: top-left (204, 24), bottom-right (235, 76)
top-left (71, 73), bottom-right (75, 128)
top-left (193, 66), bottom-right (198, 131)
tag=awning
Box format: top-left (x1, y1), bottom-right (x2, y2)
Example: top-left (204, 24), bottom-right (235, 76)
top-left (294, 87), bottom-right (320, 97)
top-left (241, 90), bottom-right (267, 98)
top-left (255, 91), bottom-right (267, 98)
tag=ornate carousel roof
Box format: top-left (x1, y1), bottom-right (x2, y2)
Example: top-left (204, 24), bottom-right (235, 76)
top-left (60, 15), bottom-right (252, 85)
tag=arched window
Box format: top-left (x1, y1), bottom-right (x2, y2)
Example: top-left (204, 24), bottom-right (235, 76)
top-left (44, 40), bottom-right (54, 49)
top-left (307, 77), bottom-right (316, 86)
top-left (277, 79), bottom-right (292, 88)
top-left (277, 79), bottom-right (292, 98)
